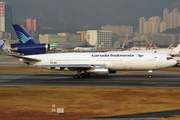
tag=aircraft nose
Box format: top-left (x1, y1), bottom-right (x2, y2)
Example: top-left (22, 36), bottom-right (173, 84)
top-left (170, 59), bottom-right (177, 67)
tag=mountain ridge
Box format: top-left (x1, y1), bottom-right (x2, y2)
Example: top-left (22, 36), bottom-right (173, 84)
top-left (3, 0), bottom-right (180, 32)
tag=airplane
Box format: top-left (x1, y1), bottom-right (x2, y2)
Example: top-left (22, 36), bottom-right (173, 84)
top-left (50, 41), bottom-right (58, 50)
top-left (167, 44), bottom-right (173, 49)
top-left (73, 43), bottom-right (104, 51)
top-left (129, 44), bottom-right (152, 51)
top-left (149, 44), bottom-right (172, 49)
top-left (0, 40), bottom-right (7, 53)
top-left (8, 24), bottom-right (177, 79)
top-left (0, 40), bottom-right (6, 50)
top-left (124, 44), bottom-right (180, 57)
top-left (9, 51), bottom-right (176, 79)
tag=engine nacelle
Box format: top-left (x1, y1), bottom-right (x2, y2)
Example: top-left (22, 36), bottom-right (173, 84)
top-left (10, 43), bottom-right (50, 55)
top-left (86, 66), bottom-right (109, 76)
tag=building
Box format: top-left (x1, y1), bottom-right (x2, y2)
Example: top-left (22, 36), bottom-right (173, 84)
top-left (39, 34), bottom-right (66, 44)
top-left (172, 8), bottom-right (178, 28)
top-left (0, 1), bottom-right (12, 39)
top-left (87, 30), bottom-right (112, 47)
top-left (163, 8), bottom-right (169, 29)
top-left (140, 8), bottom-right (180, 34)
top-left (163, 8), bottom-right (180, 30)
top-left (160, 22), bottom-right (167, 32)
top-left (39, 33), bottom-right (80, 44)
top-left (139, 17), bottom-right (146, 34)
top-left (139, 16), bottom-right (161, 34)
top-left (76, 31), bottom-right (87, 41)
top-left (147, 33), bottom-right (175, 46)
top-left (12, 17), bottom-right (26, 39)
top-left (13, 17), bottom-right (25, 27)
top-left (102, 25), bottom-right (133, 36)
top-left (25, 18), bottom-right (42, 34)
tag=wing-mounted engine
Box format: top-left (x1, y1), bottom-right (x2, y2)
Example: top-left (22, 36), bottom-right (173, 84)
top-left (10, 43), bottom-right (50, 55)
top-left (86, 65), bottom-right (109, 76)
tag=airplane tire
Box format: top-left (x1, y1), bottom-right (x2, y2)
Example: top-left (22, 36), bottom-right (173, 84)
top-left (74, 75), bottom-right (79, 79)
top-left (74, 73), bottom-right (90, 79)
top-left (79, 74), bottom-right (83, 78)
top-left (86, 73), bottom-right (90, 78)
top-left (83, 73), bottom-right (90, 78)
top-left (148, 75), bottom-right (152, 79)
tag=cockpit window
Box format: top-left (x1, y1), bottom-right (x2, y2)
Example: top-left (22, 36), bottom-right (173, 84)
top-left (167, 57), bottom-right (173, 60)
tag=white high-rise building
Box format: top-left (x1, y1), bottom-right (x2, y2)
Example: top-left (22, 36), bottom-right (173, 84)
top-left (148, 16), bottom-right (160, 34)
top-left (152, 23), bottom-right (158, 34)
top-left (102, 25), bottom-right (133, 35)
top-left (87, 30), bottom-right (112, 47)
top-left (143, 22), bottom-right (149, 34)
top-left (179, 12), bottom-right (180, 26)
top-left (139, 17), bottom-right (146, 34)
top-left (163, 8), bottom-right (169, 29)
top-left (169, 12), bottom-right (173, 28)
top-left (172, 8), bottom-right (179, 28)
top-left (163, 8), bottom-right (180, 30)
top-left (0, 2), bottom-right (12, 33)
top-left (160, 22), bottom-right (167, 32)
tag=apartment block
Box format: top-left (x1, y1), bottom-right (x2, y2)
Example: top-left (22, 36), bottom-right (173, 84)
top-left (87, 30), bottom-right (112, 47)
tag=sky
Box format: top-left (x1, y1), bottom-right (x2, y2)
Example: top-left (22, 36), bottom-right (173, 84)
top-left (2, 0), bottom-right (180, 31)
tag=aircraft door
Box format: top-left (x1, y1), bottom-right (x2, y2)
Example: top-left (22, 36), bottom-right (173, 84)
top-left (127, 58), bottom-right (133, 69)
top-left (158, 57), bottom-right (162, 68)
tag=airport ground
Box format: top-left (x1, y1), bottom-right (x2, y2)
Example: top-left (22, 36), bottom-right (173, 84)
top-left (1, 55), bottom-right (180, 120)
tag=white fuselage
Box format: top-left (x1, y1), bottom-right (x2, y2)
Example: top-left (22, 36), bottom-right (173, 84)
top-left (24, 52), bottom-right (176, 71)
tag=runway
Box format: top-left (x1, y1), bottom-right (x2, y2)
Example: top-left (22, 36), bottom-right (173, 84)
top-left (0, 55), bottom-right (180, 88)
top-left (0, 54), bottom-right (26, 66)
top-left (0, 71), bottom-right (180, 88)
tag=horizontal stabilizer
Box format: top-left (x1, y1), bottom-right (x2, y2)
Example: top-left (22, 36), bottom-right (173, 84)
top-left (7, 54), bottom-right (41, 62)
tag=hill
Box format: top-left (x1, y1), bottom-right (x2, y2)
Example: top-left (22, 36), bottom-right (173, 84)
top-left (3, 0), bottom-right (180, 33)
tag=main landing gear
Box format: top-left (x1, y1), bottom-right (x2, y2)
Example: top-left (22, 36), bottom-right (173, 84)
top-left (74, 70), bottom-right (90, 79)
top-left (148, 70), bottom-right (153, 79)
top-left (74, 73), bottom-right (90, 79)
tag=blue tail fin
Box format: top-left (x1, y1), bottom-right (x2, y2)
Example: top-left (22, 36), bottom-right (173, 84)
top-left (0, 40), bottom-right (6, 49)
top-left (13, 24), bottom-right (38, 45)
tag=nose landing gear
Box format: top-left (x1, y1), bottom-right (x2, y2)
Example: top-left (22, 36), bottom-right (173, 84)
top-left (148, 70), bottom-right (153, 79)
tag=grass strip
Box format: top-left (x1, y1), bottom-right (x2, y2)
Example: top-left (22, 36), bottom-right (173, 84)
top-left (0, 87), bottom-right (180, 120)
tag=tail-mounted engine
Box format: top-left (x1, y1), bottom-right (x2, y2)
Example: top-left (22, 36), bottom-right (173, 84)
top-left (10, 43), bottom-right (50, 55)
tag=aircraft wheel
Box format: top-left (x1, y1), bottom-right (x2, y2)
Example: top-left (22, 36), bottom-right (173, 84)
top-left (74, 75), bottom-right (79, 79)
top-left (148, 75), bottom-right (152, 79)
top-left (79, 74), bottom-right (83, 78)
top-left (86, 73), bottom-right (90, 78)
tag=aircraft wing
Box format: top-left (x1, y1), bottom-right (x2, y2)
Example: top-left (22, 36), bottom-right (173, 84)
top-left (36, 64), bottom-right (107, 69)
top-left (36, 64), bottom-right (92, 68)
top-left (8, 54), bottom-right (41, 62)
